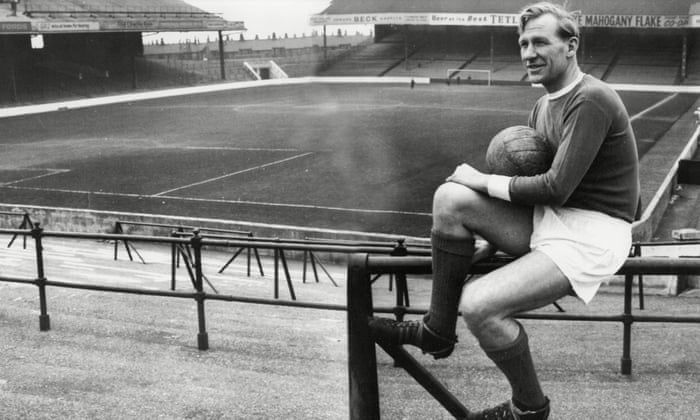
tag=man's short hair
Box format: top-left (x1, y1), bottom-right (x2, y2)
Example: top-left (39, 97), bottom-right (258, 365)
top-left (518, 2), bottom-right (580, 39)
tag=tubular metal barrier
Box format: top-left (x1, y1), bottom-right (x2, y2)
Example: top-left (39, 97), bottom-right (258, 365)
top-left (0, 226), bottom-right (426, 353)
top-left (1, 210), bottom-right (35, 249)
top-left (347, 253), bottom-right (700, 420)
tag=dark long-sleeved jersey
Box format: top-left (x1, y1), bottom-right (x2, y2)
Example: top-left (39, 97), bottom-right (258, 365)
top-left (509, 74), bottom-right (640, 223)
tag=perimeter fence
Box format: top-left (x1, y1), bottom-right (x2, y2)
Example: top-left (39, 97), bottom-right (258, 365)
top-left (346, 250), bottom-right (700, 419)
top-left (0, 223), bottom-right (430, 351)
top-left (1, 221), bottom-right (699, 416)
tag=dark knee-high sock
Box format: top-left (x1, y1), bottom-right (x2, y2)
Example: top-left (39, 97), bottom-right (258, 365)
top-left (424, 231), bottom-right (474, 338)
top-left (482, 323), bottom-right (547, 411)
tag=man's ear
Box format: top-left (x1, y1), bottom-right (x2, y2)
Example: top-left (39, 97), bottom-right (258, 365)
top-left (566, 36), bottom-right (579, 58)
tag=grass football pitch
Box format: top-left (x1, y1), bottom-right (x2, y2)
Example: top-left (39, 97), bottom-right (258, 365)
top-left (0, 83), bottom-right (696, 236)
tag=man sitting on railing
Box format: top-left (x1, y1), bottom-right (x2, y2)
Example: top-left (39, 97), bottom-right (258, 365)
top-left (369, 3), bottom-right (640, 419)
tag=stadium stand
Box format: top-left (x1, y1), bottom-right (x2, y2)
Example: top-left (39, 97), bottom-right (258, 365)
top-left (20, 0), bottom-right (207, 15)
top-left (320, 38), bottom-right (407, 77)
top-left (0, 0), bottom-right (241, 105)
top-left (4, 0), bottom-right (700, 106)
top-left (311, 0), bottom-right (700, 85)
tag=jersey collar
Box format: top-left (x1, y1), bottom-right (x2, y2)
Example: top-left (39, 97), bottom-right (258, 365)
top-left (547, 71), bottom-right (585, 100)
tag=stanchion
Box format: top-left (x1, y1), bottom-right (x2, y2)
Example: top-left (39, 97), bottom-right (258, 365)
top-left (391, 239), bottom-right (409, 310)
top-left (31, 223), bottom-right (51, 331)
top-left (621, 273), bottom-right (634, 375)
top-left (191, 230), bottom-right (209, 351)
top-left (272, 240), bottom-right (296, 300)
top-left (170, 230), bottom-right (178, 291)
top-left (633, 242), bottom-right (645, 310)
top-left (218, 232), bottom-right (264, 277)
top-left (347, 254), bottom-right (380, 420)
top-left (4, 211), bottom-right (34, 249)
top-left (112, 221), bottom-right (146, 263)
top-left (302, 250), bottom-right (338, 286)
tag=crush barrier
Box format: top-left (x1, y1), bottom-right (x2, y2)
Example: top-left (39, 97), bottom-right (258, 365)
top-left (113, 220), bottom-right (263, 292)
top-left (168, 230), bottom-right (432, 300)
top-left (0, 225), bottom-right (429, 350)
top-left (0, 210), bottom-right (35, 249)
top-left (346, 252), bottom-right (700, 420)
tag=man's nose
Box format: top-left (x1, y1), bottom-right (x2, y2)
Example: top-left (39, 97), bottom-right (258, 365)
top-left (522, 45), bottom-right (536, 60)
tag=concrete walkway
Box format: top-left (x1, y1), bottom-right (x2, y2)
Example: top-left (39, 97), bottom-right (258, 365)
top-left (0, 235), bottom-right (699, 419)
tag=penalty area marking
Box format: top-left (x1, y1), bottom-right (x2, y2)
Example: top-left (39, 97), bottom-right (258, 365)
top-left (152, 152), bottom-right (315, 197)
top-left (0, 168), bottom-right (70, 186)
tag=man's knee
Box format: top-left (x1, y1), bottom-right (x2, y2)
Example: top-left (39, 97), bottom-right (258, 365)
top-left (460, 289), bottom-right (498, 335)
top-left (432, 182), bottom-right (482, 229)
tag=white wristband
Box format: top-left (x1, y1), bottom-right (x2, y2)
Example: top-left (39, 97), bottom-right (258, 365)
top-left (487, 175), bottom-right (512, 201)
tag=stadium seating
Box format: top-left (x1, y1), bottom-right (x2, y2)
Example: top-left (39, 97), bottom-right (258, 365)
top-left (319, 41), bottom-right (407, 76)
top-left (5, 14), bottom-right (700, 107)
top-left (321, 29), bottom-right (700, 86)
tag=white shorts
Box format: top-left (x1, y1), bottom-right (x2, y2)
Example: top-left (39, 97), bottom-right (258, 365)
top-left (530, 206), bottom-right (632, 304)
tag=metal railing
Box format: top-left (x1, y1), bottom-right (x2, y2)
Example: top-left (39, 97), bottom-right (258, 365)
top-left (2, 223), bottom-right (699, 419)
top-left (346, 252), bottom-right (700, 420)
top-left (0, 225), bottom-right (427, 350)
top-left (1, 210), bottom-right (35, 249)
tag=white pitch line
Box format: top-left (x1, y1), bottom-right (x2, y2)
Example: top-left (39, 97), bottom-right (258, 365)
top-left (158, 194), bottom-right (431, 217)
top-left (630, 93), bottom-right (679, 121)
top-left (1, 169), bottom-right (70, 186)
top-left (180, 146), bottom-right (300, 152)
top-left (2, 185), bottom-right (144, 198)
top-left (1, 183), bottom-right (431, 217)
top-left (152, 152), bottom-right (315, 197)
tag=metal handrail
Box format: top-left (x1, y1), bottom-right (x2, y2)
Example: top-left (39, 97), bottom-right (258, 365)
top-left (346, 253), bottom-right (700, 419)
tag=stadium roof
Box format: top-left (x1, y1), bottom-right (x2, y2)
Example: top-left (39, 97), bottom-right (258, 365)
top-left (311, 0), bottom-right (700, 28)
top-left (0, 0), bottom-right (245, 34)
top-left (318, 0), bottom-right (698, 15)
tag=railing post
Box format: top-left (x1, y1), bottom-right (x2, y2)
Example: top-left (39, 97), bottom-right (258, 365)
top-left (247, 232), bottom-right (255, 277)
top-left (391, 239), bottom-right (409, 309)
top-left (621, 273), bottom-right (634, 375)
top-left (22, 211), bottom-right (33, 249)
top-left (302, 250), bottom-right (309, 283)
top-left (170, 230), bottom-right (178, 291)
top-left (634, 243), bottom-right (644, 310)
top-left (347, 253), bottom-right (380, 420)
top-left (113, 221), bottom-right (121, 261)
top-left (191, 230), bottom-right (209, 350)
top-left (31, 223), bottom-right (50, 331)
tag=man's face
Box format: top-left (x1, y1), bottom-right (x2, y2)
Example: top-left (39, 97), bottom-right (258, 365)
top-left (518, 13), bottom-right (573, 91)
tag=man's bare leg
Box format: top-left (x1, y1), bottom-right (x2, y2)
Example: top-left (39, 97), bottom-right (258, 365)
top-left (462, 251), bottom-right (572, 417)
top-left (369, 182), bottom-right (534, 357)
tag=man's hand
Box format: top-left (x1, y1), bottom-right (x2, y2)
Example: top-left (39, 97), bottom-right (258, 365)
top-left (446, 163), bottom-right (490, 192)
